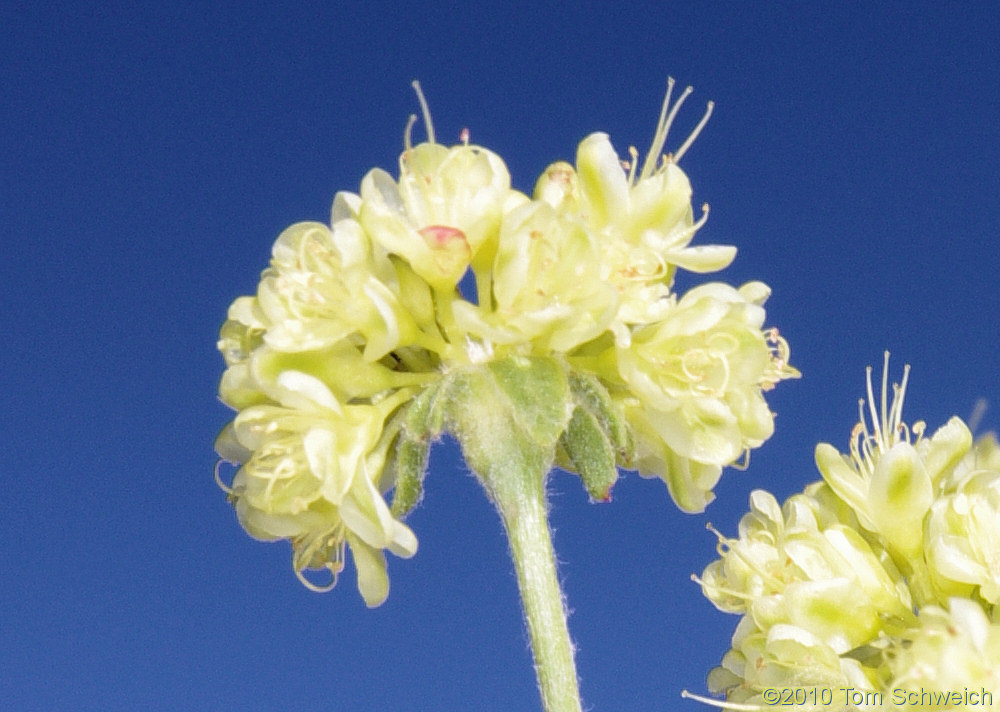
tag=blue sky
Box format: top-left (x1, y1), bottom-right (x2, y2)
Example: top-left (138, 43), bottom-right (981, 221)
top-left (3, 3), bottom-right (999, 710)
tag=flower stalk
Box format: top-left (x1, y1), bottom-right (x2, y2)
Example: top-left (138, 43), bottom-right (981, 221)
top-left (441, 357), bottom-right (581, 711)
top-left (479, 444), bottom-right (583, 712)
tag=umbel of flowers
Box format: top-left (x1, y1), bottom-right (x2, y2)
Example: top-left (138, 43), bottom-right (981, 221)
top-left (693, 355), bottom-right (1000, 710)
top-left (214, 80), bottom-right (796, 605)
top-left (214, 80), bottom-right (797, 712)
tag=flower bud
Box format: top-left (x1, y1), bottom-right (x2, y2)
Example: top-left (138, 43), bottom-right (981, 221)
top-left (533, 160), bottom-right (580, 213)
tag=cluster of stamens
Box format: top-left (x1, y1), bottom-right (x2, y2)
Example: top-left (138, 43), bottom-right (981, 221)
top-left (849, 352), bottom-right (925, 477)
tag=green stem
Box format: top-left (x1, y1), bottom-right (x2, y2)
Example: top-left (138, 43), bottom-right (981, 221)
top-left (479, 458), bottom-right (583, 712)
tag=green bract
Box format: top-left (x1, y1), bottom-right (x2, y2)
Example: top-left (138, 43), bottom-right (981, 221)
top-left (697, 356), bottom-right (1000, 708)
top-left (216, 82), bottom-right (797, 605)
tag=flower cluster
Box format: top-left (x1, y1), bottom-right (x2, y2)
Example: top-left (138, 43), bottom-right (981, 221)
top-left (696, 355), bottom-right (1000, 709)
top-left (215, 81), bottom-right (797, 606)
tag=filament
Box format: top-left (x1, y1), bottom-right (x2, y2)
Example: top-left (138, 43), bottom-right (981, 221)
top-left (410, 80), bottom-right (436, 144)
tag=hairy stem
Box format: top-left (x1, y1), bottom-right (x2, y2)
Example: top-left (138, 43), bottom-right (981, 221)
top-left (479, 459), bottom-right (582, 712)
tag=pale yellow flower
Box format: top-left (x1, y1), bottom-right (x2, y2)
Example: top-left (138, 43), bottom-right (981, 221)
top-left (815, 355), bottom-right (971, 559)
top-left (451, 199), bottom-right (619, 353)
top-left (618, 282), bottom-right (797, 511)
top-left (357, 131), bottom-right (512, 290)
top-left (704, 618), bottom-right (877, 710)
top-left (700, 489), bottom-right (912, 654)
top-left (216, 388), bottom-right (417, 607)
top-left (927, 469), bottom-right (1000, 604)
top-left (695, 359), bottom-right (1000, 710)
top-left (890, 599), bottom-right (1000, 707)
top-left (534, 80), bottom-right (736, 336)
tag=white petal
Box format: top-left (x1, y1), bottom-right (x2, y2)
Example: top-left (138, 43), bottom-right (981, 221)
top-left (664, 244), bottom-right (737, 272)
top-left (275, 370), bottom-right (343, 413)
top-left (576, 132), bottom-right (629, 228)
top-left (347, 534), bottom-right (390, 608)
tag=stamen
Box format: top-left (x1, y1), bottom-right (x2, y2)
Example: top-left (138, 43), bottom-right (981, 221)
top-left (851, 354), bottom-right (918, 474)
top-left (673, 100), bottom-right (715, 163)
top-left (860, 353), bottom-right (916, 455)
top-left (640, 79), bottom-right (715, 177)
top-left (850, 420), bottom-right (865, 470)
top-left (642, 77), bottom-right (675, 180)
top-left (214, 459), bottom-right (236, 495)
top-left (681, 690), bottom-right (765, 711)
top-left (702, 523), bottom-right (786, 590)
top-left (861, 436), bottom-right (876, 472)
top-left (665, 203), bottom-right (711, 246)
top-left (294, 563), bottom-right (339, 593)
top-left (642, 82), bottom-right (693, 179)
top-left (404, 114), bottom-right (418, 152)
top-left (891, 364), bottom-right (911, 438)
top-left (880, 351), bottom-right (890, 448)
top-left (866, 365), bottom-right (883, 452)
top-left (292, 530), bottom-right (345, 593)
top-left (689, 574), bottom-right (756, 603)
top-left (410, 80), bottom-right (436, 144)
top-left (856, 399), bottom-right (870, 443)
top-left (627, 146), bottom-right (639, 184)
top-left (706, 521), bottom-right (726, 541)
